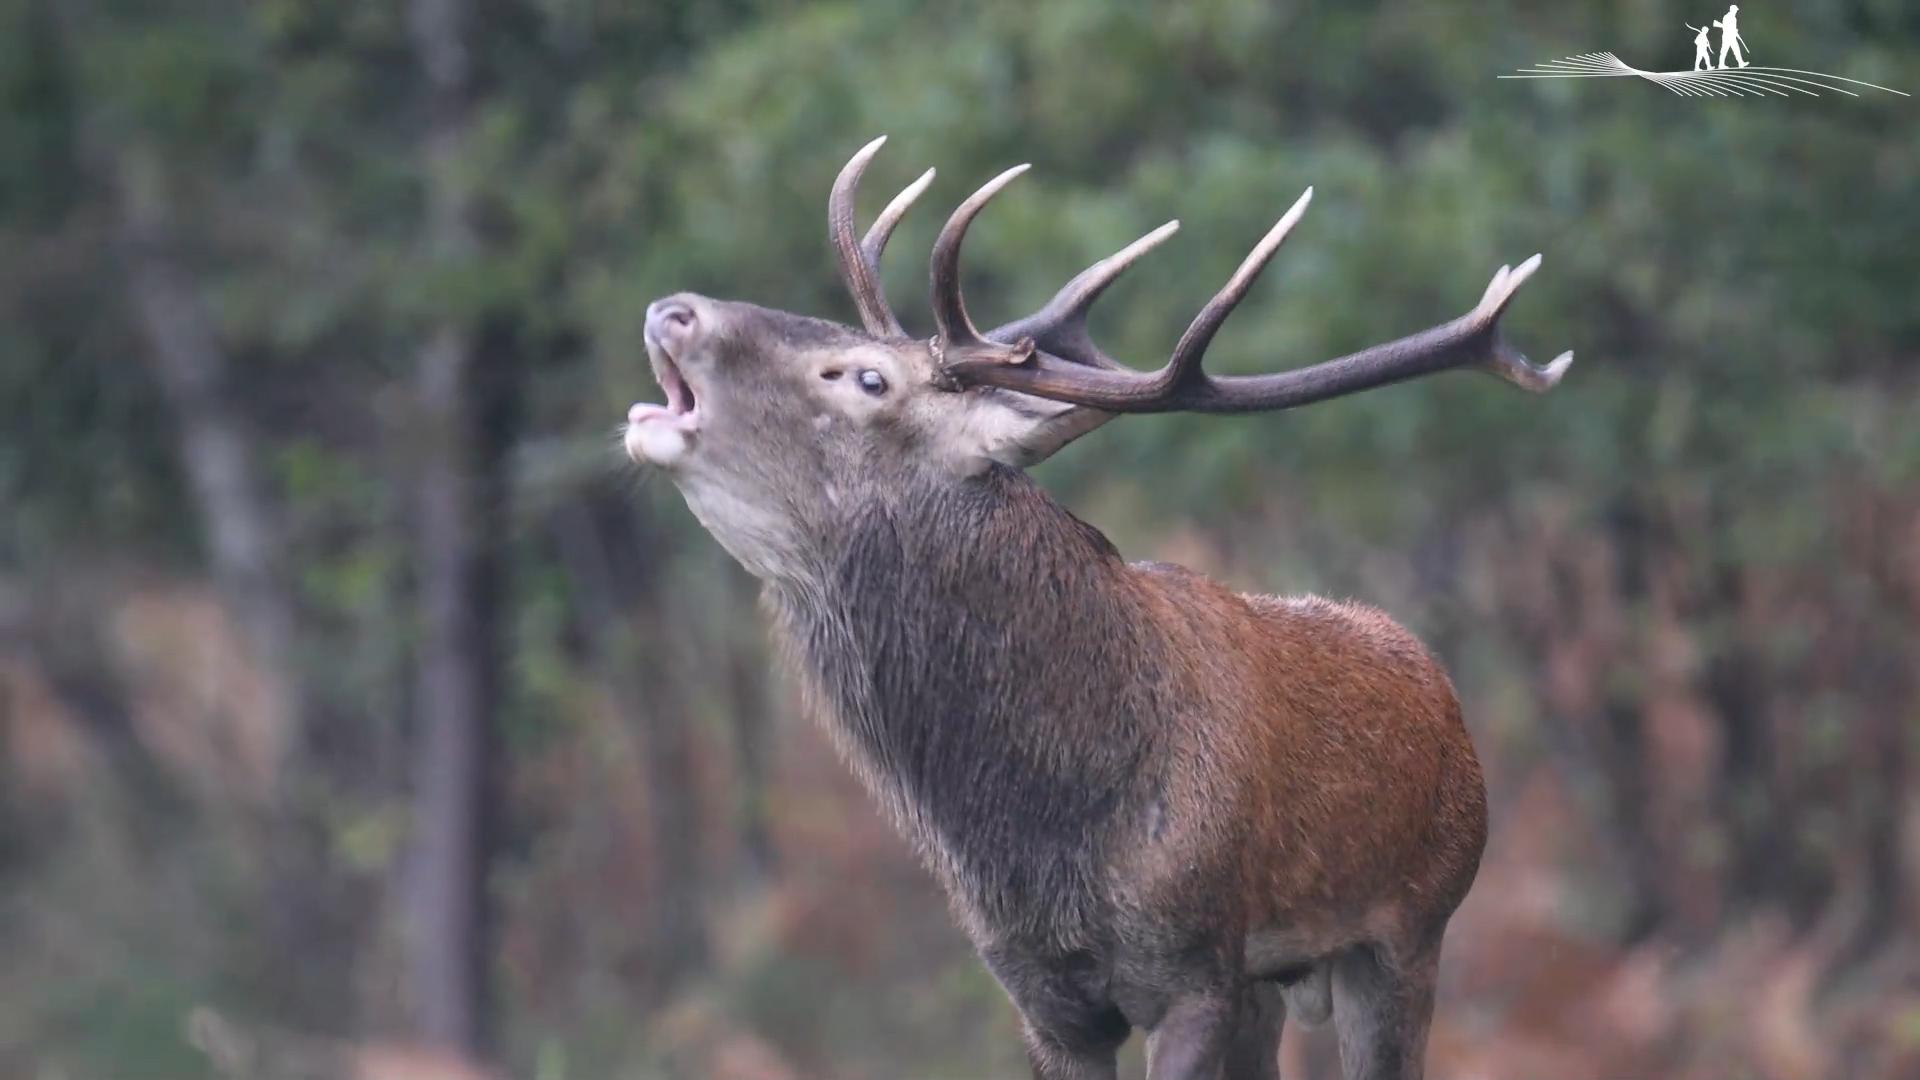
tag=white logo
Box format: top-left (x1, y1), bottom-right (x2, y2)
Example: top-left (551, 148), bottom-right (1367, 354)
top-left (1503, 5), bottom-right (1906, 98)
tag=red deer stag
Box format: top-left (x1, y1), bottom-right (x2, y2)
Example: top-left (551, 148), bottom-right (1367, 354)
top-left (624, 137), bottom-right (1572, 1080)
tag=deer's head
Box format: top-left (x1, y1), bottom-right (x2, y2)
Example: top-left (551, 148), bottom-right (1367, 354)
top-left (627, 137), bottom-right (1572, 581)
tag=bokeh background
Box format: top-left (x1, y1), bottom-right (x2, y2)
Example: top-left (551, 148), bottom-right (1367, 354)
top-left (3, 1), bottom-right (1917, 1077)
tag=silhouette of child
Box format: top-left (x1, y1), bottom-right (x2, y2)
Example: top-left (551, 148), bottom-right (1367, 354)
top-left (1687, 23), bottom-right (1713, 71)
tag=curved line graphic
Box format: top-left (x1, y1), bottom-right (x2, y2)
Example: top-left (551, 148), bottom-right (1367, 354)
top-left (1499, 51), bottom-right (1908, 97)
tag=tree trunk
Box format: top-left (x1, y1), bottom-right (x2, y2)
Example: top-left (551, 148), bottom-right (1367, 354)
top-left (724, 612), bottom-right (777, 889)
top-left (550, 492), bottom-right (710, 1001)
top-left (115, 144), bottom-right (304, 781)
top-left (401, 0), bottom-right (507, 1057)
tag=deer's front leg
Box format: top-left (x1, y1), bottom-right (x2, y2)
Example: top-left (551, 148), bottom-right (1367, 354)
top-left (1144, 992), bottom-right (1240, 1080)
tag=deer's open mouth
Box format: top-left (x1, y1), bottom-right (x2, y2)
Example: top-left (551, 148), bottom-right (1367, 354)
top-left (631, 339), bottom-right (700, 432)
top-left (626, 336), bottom-right (702, 467)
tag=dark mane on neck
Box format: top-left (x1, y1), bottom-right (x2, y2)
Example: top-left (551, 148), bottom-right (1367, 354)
top-left (772, 465), bottom-right (1169, 922)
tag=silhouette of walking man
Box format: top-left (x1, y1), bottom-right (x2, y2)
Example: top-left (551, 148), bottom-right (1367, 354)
top-left (1714, 5), bottom-right (1749, 69)
top-left (1687, 23), bottom-right (1714, 70)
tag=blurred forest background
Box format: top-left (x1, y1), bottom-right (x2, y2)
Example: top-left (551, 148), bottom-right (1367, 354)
top-left (2, 1), bottom-right (1917, 1077)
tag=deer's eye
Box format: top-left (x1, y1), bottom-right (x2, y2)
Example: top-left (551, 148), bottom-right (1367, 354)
top-left (858, 369), bottom-right (888, 396)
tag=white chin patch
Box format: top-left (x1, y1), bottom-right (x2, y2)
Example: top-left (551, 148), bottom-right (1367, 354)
top-left (626, 418), bottom-right (692, 466)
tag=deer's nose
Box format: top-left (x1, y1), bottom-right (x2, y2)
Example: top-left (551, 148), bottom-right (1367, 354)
top-left (645, 298), bottom-right (700, 353)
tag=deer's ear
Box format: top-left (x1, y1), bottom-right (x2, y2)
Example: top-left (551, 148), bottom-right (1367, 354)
top-left (938, 391), bottom-right (1114, 473)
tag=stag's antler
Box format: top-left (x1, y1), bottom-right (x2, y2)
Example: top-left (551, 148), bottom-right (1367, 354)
top-left (830, 139), bottom-right (1177, 377)
top-left (829, 141), bottom-right (1572, 413)
top-left (924, 164), bottom-right (1573, 414)
top-left (829, 136), bottom-right (936, 337)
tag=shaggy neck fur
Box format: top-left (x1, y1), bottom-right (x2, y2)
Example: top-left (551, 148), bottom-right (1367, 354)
top-left (769, 464), bottom-right (1173, 943)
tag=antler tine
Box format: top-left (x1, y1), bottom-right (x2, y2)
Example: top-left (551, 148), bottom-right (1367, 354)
top-left (830, 137), bottom-right (935, 338)
top-left (828, 137), bottom-right (896, 335)
top-left (929, 163), bottom-right (1030, 348)
top-left (1473, 254), bottom-right (1575, 390)
top-left (940, 189), bottom-right (1573, 414)
top-left (1156, 187), bottom-right (1313, 391)
top-left (989, 220), bottom-right (1181, 372)
top-left (863, 165), bottom-right (937, 277)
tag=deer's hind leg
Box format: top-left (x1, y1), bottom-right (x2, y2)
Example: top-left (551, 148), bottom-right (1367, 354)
top-left (1329, 938), bottom-right (1440, 1080)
